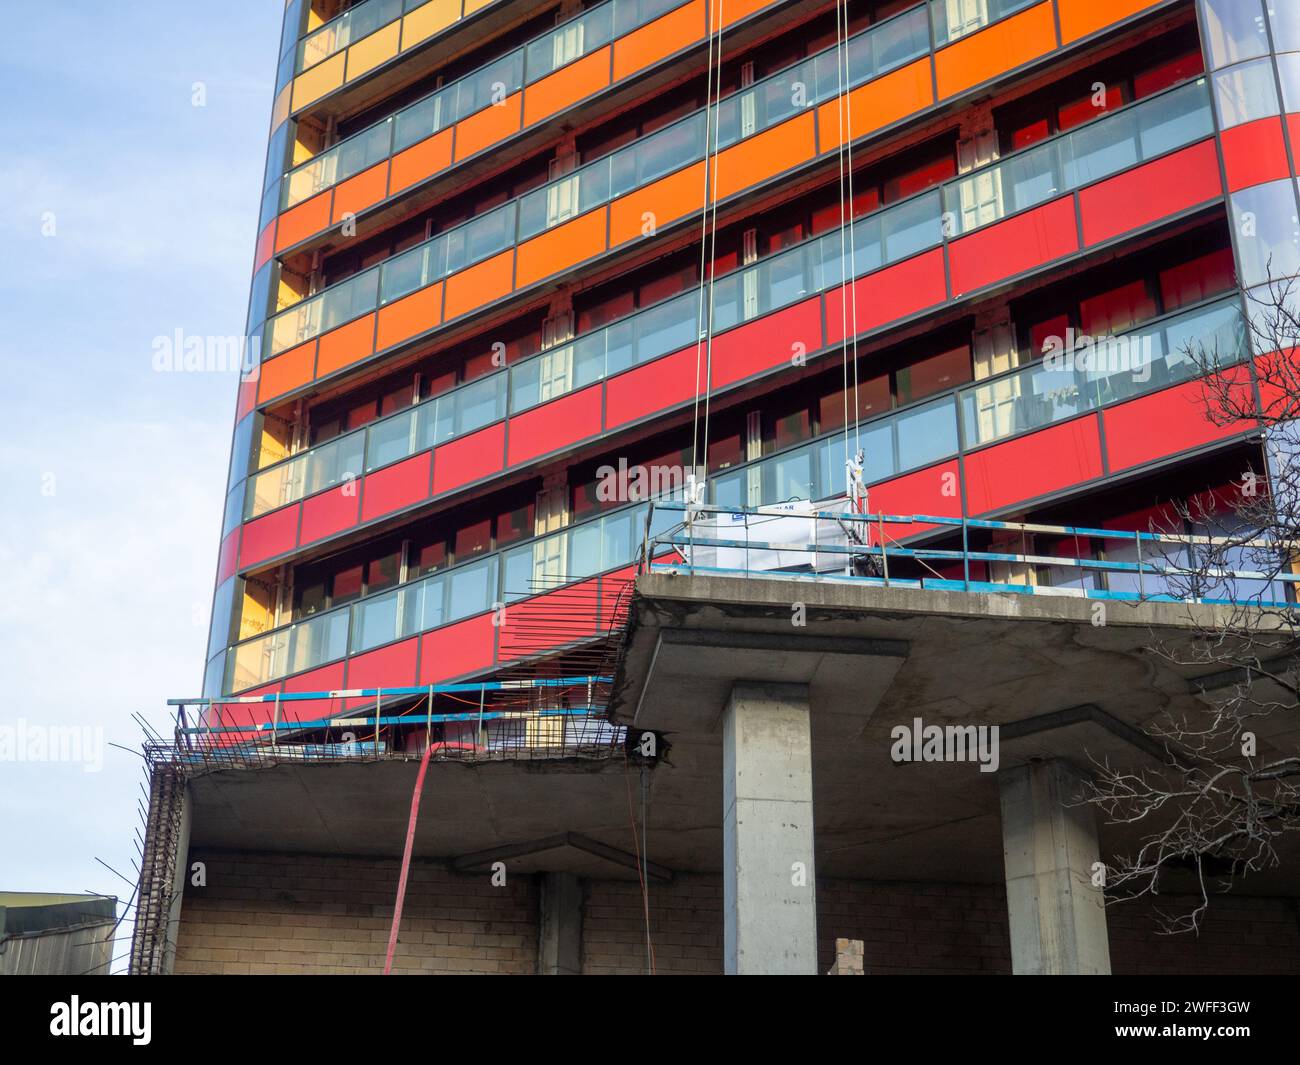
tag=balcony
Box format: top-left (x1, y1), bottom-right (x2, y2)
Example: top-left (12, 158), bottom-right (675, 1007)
top-left (250, 0), bottom-right (1182, 410)
top-left (236, 77), bottom-right (1217, 549)
top-left (222, 292), bottom-right (1249, 695)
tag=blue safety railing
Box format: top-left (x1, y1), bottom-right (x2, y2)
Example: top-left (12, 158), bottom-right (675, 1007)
top-left (639, 502), bottom-right (1297, 609)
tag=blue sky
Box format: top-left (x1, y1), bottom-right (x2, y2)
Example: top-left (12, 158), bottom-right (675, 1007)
top-left (0, 2), bottom-right (280, 969)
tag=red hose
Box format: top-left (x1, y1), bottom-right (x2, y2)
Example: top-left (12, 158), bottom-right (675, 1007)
top-left (383, 743), bottom-right (433, 975)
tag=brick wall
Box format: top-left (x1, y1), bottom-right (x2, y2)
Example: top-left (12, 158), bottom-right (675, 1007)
top-left (172, 850), bottom-right (1300, 974)
top-left (174, 850), bottom-right (537, 975)
top-left (583, 875), bottom-right (722, 974)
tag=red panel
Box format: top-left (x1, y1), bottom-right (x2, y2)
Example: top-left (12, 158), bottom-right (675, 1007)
top-left (949, 197), bottom-right (1079, 296)
top-left (236, 372), bottom-right (258, 421)
top-left (360, 451), bottom-right (432, 523)
top-left (431, 421), bottom-right (505, 495)
top-left (711, 297), bottom-right (824, 388)
top-left (254, 219), bottom-right (276, 272)
top-left (216, 528), bottom-right (240, 585)
top-left (418, 613), bottom-right (496, 685)
top-left (507, 385), bottom-right (602, 466)
top-left (1102, 375), bottom-right (1253, 473)
top-left (299, 482), bottom-right (362, 545)
top-left (826, 248), bottom-right (948, 342)
top-left (598, 566), bottom-right (637, 627)
top-left (237, 504), bottom-right (300, 569)
top-left (866, 459), bottom-right (963, 542)
top-left (1288, 114), bottom-right (1300, 175)
top-left (605, 345), bottom-right (701, 429)
top-left (496, 577), bottom-right (602, 663)
top-left (343, 637), bottom-right (419, 703)
top-left (964, 417), bottom-right (1105, 514)
top-left (1220, 117), bottom-right (1291, 193)
top-left (281, 661), bottom-right (348, 723)
top-left (1079, 139), bottom-right (1222, 246)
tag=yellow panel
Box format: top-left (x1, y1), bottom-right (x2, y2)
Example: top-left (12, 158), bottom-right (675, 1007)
top-left (345, 22), bottom-right (401, 83)
top-left (464, 0), bottom-right (495, 13)
top-left (270, 84), bottom-right (291, 134)
top-left (291, 51), bottom-right (346, 112)
top-left (401, 0), bottom-right (460, 50)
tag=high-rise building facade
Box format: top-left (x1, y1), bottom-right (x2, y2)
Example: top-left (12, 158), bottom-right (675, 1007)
top-left (128, 0), bottom-right (1300, 978)
top-left (201, 0), bottom-right (1294, 738)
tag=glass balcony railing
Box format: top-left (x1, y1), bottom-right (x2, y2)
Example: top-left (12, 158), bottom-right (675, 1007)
top-left (247, 78), bottom-right (1218, 524)
top-left (929, 0), bottom-right (1038, 46)
top-left (946, 80), bottom-right (1214, 235)
top-left (284, 0), bottom-right (689, 210)
top-left (227, 500), bottom-right (672, 692)
top-left (267, 3), bottom-right (936, 354)
top-left (296, 0), bottom-right (408, 76)
top-left (958, 297), bottom-right (1246, 448)
top-left (245, 373), bottom-right (505, 520)
top-left (227, 294), bottom-right (1247, 695)
top-left (268, 52), bottom-right (1209, 376)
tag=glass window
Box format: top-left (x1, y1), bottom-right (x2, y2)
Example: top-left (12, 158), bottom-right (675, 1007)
top-left (1159, 247), bottom-right (1236, 310)
top-left (1198, 0), bottom-right (1269, 68)
top-left (414, 539), bottom-right (448, 576)
top-left (1269, 0), bottom-right (1300, 52)
top-left (497, 502), bottom-right (534, 546)
top-left (1231, 179), bottom-right (1300, 288)
top-left (1079, 280), bottom-right (1156, 336)
top-left (896, 345), bottom-right (970, 405)
top-left (1213, 58), bottom-right (1280, 128)
top-left (1275, 51), bottom-right (1300, 113)
top-left (208, 577), bottom-right (237, 661)
top-left (332, 564), bottom-right (364, 605)
top-left (367, 551), bottom-right (401, 593)
top-left (455, 518), bottom-right (493, 559)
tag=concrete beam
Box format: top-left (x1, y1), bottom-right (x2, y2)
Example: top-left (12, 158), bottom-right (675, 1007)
top-left (538, 872), bottom-right (583, 975)
top-left (723, 682), bottom-right (817, 975)
top-left (999, 759), bottom-right (1110, 975)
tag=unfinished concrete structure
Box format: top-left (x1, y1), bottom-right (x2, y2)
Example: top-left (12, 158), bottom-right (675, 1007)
top-left (149, 0), bottom-right (1300, 974)
top-left (133, 573), bottom-right (1300, 974)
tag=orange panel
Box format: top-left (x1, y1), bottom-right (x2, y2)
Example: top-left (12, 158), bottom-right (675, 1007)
top-left (454, 93), bottom-right (522, 162)
top-left (718, 0), bottom-right (777, 28)
top-left (464, 0), bottom-right (494, 13)
top-left (257, 341), bottom-right (316, 405)
top-left (376, 282), bottom-right (444, 351)
top-left (315, 313), bottom-right (377, 379)
top-left (275, 191), bottom-right (332, 252)
top-left (817, 58), bottom-right (934, 153)
top-left (613, 0), bottom-right (705, 82)
top-left (934, 2), bottom-right (1056, 101)
top-left (713, 111), bottom-right (815, 201)
top-left (389, 128), bottom-right (454, 195)
top-left (609, 160), bottom-right (706, 246)
top-left (443, 251), bottom-right (514, 321)
top-left (515, 209), bottom-right (608, 289)
top-left (331, 161), bottom-right (390, 225)
top-left (1058, 0), bottom-right (1157, 45)
top-left (523, 47), bottom-right (611, 127)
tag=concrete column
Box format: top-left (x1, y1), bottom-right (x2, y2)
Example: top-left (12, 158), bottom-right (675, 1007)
top-left (999, 759), bottom-right (1110, 975)
top-left (723, 682), bottom-right (817, 975)
top-left (538, 872), bottom-right (583, 975)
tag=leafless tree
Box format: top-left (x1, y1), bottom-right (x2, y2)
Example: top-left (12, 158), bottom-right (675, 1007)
top-left (1083, 274), bottom-right (1300, 932)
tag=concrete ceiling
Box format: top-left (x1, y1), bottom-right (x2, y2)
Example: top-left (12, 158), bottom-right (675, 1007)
top-left (183, 572), bottom-right (1300, 893)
